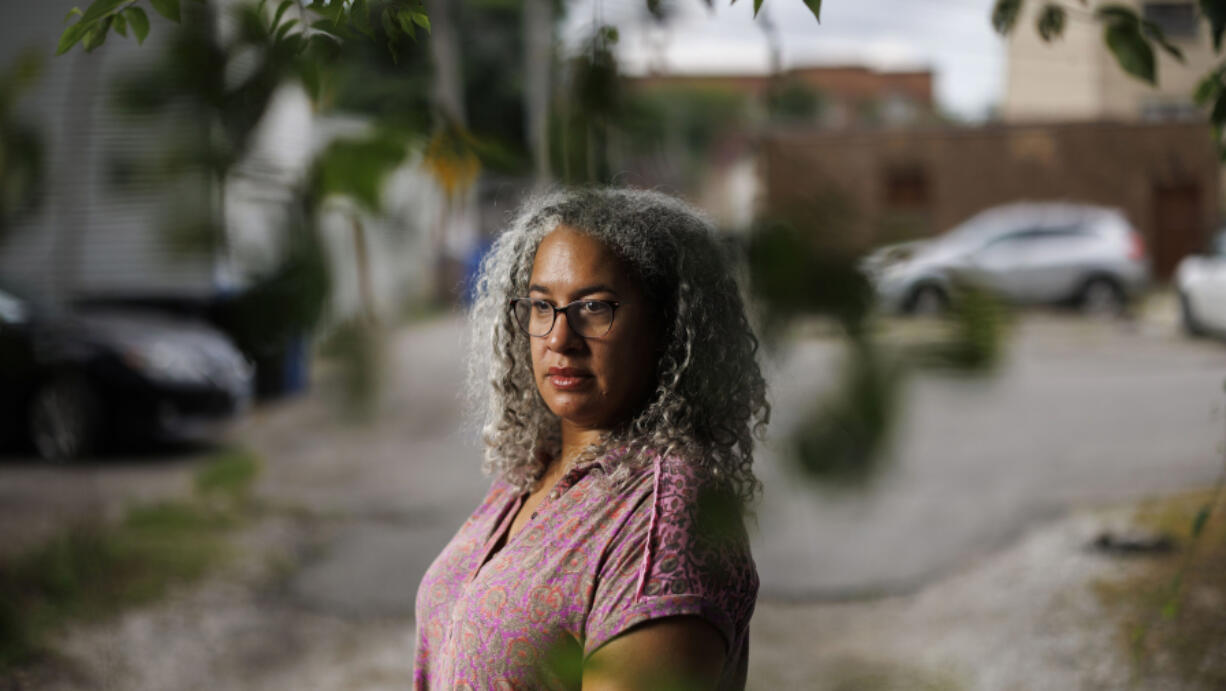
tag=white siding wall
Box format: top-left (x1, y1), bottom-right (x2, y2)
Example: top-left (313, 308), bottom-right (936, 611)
top-left (0, 1), bottom-right (217, 305)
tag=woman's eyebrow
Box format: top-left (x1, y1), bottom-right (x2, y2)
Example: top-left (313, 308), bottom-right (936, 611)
top-left (528, 283), bottom-right (618, 298)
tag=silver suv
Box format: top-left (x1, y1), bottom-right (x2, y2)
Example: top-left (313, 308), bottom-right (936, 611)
top-left (865, 202), bottom-right (1150, 316)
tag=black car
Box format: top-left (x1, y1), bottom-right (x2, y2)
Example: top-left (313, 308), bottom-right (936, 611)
top-left (0, 287), bottom-right (253, 461)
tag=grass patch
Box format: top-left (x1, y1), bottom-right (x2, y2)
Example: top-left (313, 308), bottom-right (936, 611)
top-left (1092, 489), bottom-right (1226, 688)
top-left (194, 447), bottom-right (261, 504)
top-left (0, 449), bottom-right (262, 670)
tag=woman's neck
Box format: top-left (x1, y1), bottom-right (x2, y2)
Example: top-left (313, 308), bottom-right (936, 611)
top-left (554, 423), bottom-right (605, 474)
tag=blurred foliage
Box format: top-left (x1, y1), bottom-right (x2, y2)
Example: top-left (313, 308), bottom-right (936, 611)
top-left (908, 281), bottom-right (1008, 373)
top-left (553, 25), bottom-right (623, 183)
top-left (312, 127), bottom-right (415, 210)
top-left (59, 0), bottom-right (431, 63)
top-left (111, 2), bottom-right (325, 183)
top-left (423, 120), bottom-right (484, 199)
top-left (792, 341), bottom-right (904, 489)
top-left (766, 78), bottom-right (825, 124)
top-left (619, 85), bottom-right (752, 188)
top-left (214, 206), bottom-right (332, 356)
top-left (317, 316), bottom-right (386, 422)
top-left (0, 449), bottom-right (261, 670)
top-left (747, 199), bottom-right (874, 341)
top-left (0, 50), bottom-right (45, 239)
top-left (748, 199), bottom-right (1006, 486)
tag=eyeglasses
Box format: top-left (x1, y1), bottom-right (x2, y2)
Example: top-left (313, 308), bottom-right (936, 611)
top-left (509, 298), bottom-right (622, 338)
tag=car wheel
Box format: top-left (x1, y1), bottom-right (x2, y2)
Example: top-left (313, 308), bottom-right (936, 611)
top-left (28, 375), bottom-right (100, 462)
top-left (1079, 277), bottom-right (1125, 319)
top-left (1179, 291), bottom-right (1205, 337)
top-left (908, 284), bottom-right (948, 316)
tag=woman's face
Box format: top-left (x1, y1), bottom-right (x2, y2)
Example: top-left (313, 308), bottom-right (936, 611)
top-left (526, 225), bottom-right (659, 435)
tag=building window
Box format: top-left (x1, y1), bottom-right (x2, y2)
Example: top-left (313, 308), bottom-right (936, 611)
top-left (882, 165), bottom-right (930, 209)
top-left (1141, 99), bottom-right (1201, 121)
top-left (1142, 2), bottom-right (1198, 39)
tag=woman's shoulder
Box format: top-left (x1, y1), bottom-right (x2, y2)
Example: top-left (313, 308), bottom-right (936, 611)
top-left (615, 452), bottom-right (743, 524)
top-left (605, 451), bottom-right (755, 581)
top-left (585, 449), bottom-right (758, 659)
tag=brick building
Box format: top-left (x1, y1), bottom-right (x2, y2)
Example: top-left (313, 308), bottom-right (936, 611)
top-left (630, 65), bottom-right (937, 128)
top-left (763, 120), bottom-right (1218, 278)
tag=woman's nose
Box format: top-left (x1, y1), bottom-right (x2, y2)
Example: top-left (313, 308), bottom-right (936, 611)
top-left (546, 312), bottom-right (584, 351)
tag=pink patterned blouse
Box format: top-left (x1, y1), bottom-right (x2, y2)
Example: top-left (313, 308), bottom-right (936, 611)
top-left (412, 450), bottom-right (759, 689)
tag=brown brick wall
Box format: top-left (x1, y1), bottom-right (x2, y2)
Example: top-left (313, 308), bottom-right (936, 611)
top-left (762, 121), bottom-right (1219, 276)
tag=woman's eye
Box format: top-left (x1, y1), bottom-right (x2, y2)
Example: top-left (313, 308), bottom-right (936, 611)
top-left (531, 300), bottom-right (553, 314)
top-left (581, 301), bottom-right (606, 313)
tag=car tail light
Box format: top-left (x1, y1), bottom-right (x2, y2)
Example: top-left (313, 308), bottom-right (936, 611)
top-left (1127, 231), bottom-right (1147, 261)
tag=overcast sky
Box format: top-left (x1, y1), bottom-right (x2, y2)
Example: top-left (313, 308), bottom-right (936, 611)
top-left (561, 0), bottom-right (1005, 121)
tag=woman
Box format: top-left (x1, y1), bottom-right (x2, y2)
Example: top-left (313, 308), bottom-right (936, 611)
top-left (414, 188), bottom-right (770, 689)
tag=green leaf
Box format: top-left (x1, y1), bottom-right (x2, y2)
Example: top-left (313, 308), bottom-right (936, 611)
top-left (1192, 504), bottom-right (1212, 537)
top-left (112, 11), bottom-right (127, 36)
top-left (273, 0), bottom-right (293, 29)
top-left (79, 0), bottom-right (127, 26)
top-left (82, 17), bottom-right (112, 51)
top-left (1104, 21), bottom-right (1156, 85)
top-left (124, 7), bottom-right (150, 43)
top-left (1195, 65), bottom-right (1225, 104)
top-left (397, 9), bottom-right (417, 40)
top-left (381, 7), bottom-right (398, 37)
top-left (802, 0), bottom-right (821, 23)
top-left (64, 7), bottom-right (83, 24)
top-left (274, 18), bottom-right (298, 42)
top-left (1143, 20), bottom-right (1186, 62)
top-left (1095, 4), bottom-right (1139, 27)
top-left (754, 0), bottom-right (764, 17)
top-left (56, 22), bottom-right (88, 55)
top-left (298, 58), bottom-right (322, 102)
top-left (1201, 0), bottom-right (1226, 52)
top-left (350, 0), bottom-right (373, 38)
top-left (410, 11), bottom-right (429, 32)
top-left (992, 0), bottom-right (1023, 35)
top-left (1037, 4), bottom-right (1065, 42)
top-left (149, 0), bottom-right (181, 23)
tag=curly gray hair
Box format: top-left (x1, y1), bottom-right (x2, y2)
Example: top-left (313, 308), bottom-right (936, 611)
top-left (466, 187), bottom-right (770, 505)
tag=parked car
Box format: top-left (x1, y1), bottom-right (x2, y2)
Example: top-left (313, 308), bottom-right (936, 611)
top-left (1175, 230), bottom-right (1226, 337)
top-left (0, 286), bottom-right (254, 461)
top-left (863, 202), bottom-right (1150, 316)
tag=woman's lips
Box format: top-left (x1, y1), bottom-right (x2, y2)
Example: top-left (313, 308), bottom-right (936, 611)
top-left (547, 367), bottom-right (593, 390)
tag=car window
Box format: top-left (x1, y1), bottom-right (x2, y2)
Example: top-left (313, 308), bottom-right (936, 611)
top-left (1212, 231), bottom-right (1226, 257)
top-left (981, 228), bottom-right (1042, 249)
top-left (0, 290), bottom-right (27, 324)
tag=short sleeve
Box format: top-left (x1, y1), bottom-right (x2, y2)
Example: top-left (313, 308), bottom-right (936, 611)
top-left (582, 458), bottom-right (759, 660)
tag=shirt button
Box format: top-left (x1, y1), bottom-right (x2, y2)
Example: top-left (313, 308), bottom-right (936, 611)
top-left (549, 491), bottom-right (559, 500)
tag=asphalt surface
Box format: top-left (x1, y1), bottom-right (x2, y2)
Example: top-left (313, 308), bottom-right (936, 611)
top-left (5, 303), bottom-right (1226, 614)
top-left (260, 305), bottom-right (1226, 611)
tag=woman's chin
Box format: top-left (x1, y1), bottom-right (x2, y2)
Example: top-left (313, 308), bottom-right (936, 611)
top-left (545, 398), bottom-right (613, 430)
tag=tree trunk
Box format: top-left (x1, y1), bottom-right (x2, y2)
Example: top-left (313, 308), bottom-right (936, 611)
top-left (523, 0), bottom-right (552, 185)
top-left (426, 0), bottom-right (465, 127)
top-left (425, 0), bottom-right (477, 305)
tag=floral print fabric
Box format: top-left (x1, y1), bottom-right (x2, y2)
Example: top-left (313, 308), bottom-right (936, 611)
top-left (412, 452), bottom-right (759, 689)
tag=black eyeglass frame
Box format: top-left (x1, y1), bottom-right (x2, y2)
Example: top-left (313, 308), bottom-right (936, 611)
top-left (508, 297), bottom-right (623, 338)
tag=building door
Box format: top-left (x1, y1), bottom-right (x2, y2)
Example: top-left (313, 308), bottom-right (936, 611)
top-left (1152, 183), bottom-right (1204, 280)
